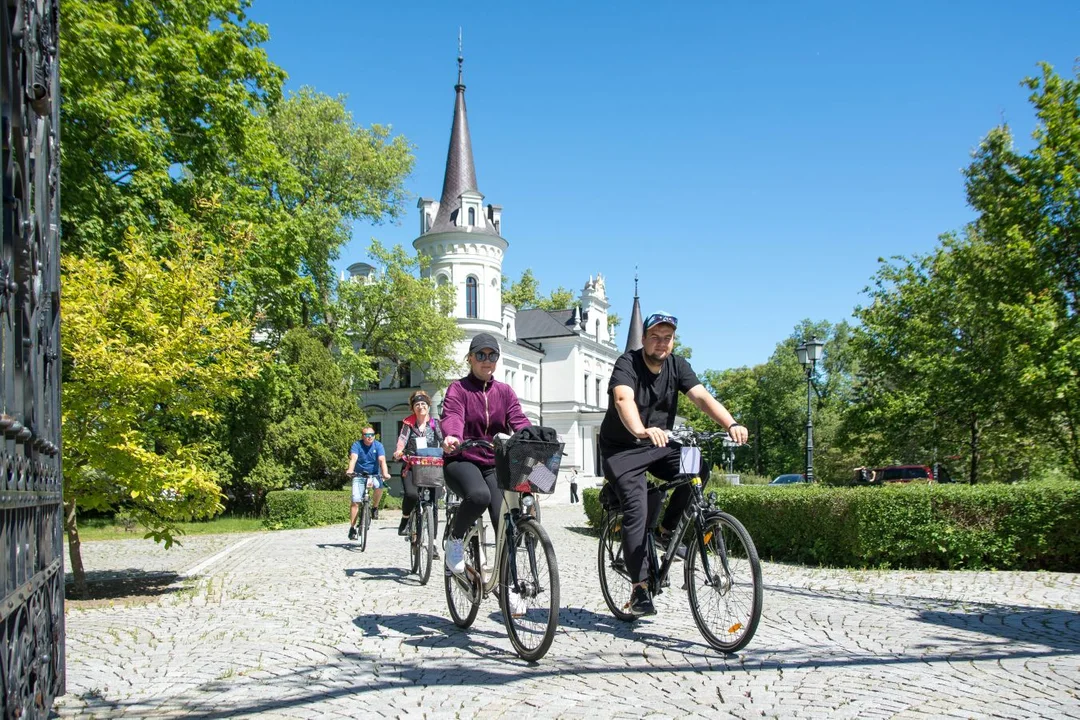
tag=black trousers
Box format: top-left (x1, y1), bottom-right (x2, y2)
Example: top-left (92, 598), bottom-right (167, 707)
top-left (569, 482), bottom-right (579, 503)
top-left (444, 460), bottom-right (500, 539)
top-left (601, 445), bottom-right (692, 584)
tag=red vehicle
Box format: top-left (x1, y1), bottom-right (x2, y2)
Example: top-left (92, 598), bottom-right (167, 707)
top-left (872, 465), bottom-right (935, 484)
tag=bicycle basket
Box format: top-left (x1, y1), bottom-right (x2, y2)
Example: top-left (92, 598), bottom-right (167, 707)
top-left (407, 455), bottom-right (445, 487)
top-left (494, 439), bottom-right (564, 494)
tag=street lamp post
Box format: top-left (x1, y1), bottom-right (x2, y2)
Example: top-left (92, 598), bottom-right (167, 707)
top-left (795, 336), bottom-right (825, 483)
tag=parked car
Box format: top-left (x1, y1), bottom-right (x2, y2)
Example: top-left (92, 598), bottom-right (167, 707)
top-left (872, 465), bottom-right (934, 484)
top-left (769, 473), bottom-right (808, 486)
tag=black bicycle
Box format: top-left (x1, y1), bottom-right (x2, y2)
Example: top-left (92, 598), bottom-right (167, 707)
top-left (597, 427), bottom-right (763, 653)
top-left (347, 472), bottom-right (376, 553)
top-left (444, 437), bottom-right (562, 661)
top-left (403, 456), bottom-right (442, 585)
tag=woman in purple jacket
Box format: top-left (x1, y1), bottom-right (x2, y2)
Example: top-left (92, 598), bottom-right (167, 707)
top-left (440, 332), bottom-right (531, 574)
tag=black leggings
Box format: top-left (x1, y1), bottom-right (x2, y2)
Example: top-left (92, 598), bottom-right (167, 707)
top-left (444, 460), bottom-right (500, 539)
top-left (401, 470), bottom-right (441, 531)
top-left (601, 445), bottom-right (692, 584)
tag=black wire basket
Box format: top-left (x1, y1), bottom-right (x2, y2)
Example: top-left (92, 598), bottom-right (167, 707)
top-left (406, 456), bottom-right (445, 488)
top-left (494, 439), bottom-right (564, 494)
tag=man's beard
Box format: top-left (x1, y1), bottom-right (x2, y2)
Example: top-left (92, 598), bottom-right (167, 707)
top-left (644, 349), bottom-right (667, 365)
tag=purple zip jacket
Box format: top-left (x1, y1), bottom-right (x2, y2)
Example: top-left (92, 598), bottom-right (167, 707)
top-left (440, 372), bottom-right (531, 466)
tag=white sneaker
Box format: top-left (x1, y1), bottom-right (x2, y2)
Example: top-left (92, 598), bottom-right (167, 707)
top-left (445, 538), bottom-right (465, 574)
top-left (507, 587), bottom-right (527, 618)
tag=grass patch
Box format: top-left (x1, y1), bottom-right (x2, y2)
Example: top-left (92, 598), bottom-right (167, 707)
top-left (75, 516), bottom-right (266, 542)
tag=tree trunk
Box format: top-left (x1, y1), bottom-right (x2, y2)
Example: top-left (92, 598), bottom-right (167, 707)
top-left (64, 499), bottom-right (88, 599)
top-left (968, 413), bottom-right (980, 484)
top-left (753, 418), bottom-right (761, 475)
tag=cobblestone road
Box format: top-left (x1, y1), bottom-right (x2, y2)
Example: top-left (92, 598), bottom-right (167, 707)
top-left (58, 504), bottom-right (1080, 719)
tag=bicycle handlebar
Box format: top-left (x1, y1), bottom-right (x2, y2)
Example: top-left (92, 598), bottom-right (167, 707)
top-left (636, 426), bottom-right (739, 447)
top-left (453, 438), bottom-right (495, 452)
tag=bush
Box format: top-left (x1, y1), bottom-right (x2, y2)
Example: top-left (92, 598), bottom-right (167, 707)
top-left (582, 487), bottom-right (602, 528)
top-left (711, 481), bottom-right (1080, 570)
top-left (264, 487), bottom-right (401, 530)
top-left (584, 481), bottom-right (1080, 570)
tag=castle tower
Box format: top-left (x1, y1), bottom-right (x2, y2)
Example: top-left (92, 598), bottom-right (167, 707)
top-left (412, 51), bottom-right (507, 335)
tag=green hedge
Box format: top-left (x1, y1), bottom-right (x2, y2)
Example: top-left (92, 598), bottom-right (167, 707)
top-left (582, 481), bottom-right (1080, 571)
top-left (264, 488), bottom-right (401, 530)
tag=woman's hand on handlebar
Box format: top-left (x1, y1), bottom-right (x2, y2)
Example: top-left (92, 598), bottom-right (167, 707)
top-left (392, 450), bottom-right (403, 461)
top-left (443, 437), bottom-right (495, 453)
top-left (639, 427), bottom-right (669, 448)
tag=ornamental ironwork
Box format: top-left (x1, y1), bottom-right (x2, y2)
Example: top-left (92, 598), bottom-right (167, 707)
top-left (1, 0), bottom-right (65, 717)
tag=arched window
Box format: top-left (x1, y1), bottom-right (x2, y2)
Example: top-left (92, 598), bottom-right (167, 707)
top-left (466, 276), bottom-right (478, 318)
top-left (468, 207), bottom-right (476, 226)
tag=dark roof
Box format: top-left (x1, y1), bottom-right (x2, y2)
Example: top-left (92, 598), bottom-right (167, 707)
top-left (625, 293), bottom-right (643, 351)
top-left (515, 308), bottom-right (578, 340)
top-left (427, 66), bottom-right (500, 237)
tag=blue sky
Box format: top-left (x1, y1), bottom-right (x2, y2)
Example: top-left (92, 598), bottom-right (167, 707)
top-left (247, 0), bottom-right (1078, 372)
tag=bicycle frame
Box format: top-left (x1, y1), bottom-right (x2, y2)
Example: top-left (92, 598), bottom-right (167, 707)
top-left (459, 489), bottom-right (536, 597)
top-left (645, 477), bottom-right (721, 595)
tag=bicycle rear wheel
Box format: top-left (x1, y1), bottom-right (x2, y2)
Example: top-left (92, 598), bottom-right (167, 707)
top-left (500, 518), bottom-right (560, 661)
top-left (417, 505), bottom-right (434, 585)
top-left (359, 501), bottom-right (370, 553)
top-left (685, 512), bottom-right (762, 653)
top-left (445, 532), bottom-right (482, 628)
top-left (598, 511), bottom-right (636, 622)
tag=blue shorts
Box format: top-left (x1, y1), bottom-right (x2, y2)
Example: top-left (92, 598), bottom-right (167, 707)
top-left (352, 475), bottom-right (383, 503)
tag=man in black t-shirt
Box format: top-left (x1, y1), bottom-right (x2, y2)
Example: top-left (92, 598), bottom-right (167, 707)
top-left (599, 311), bottom-right (749, 617)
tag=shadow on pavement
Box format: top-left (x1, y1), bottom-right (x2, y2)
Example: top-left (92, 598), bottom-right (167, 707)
top-left (770, 584), bottom-right (1080, 652)
top-left (346, 566), bottom-right (422, 587)
top-left (559, 605), bottom-right (713, 654)
top-left (353, 610), bottom-right (516, 662)
top-left (64, 569), bottom-right (185, 602)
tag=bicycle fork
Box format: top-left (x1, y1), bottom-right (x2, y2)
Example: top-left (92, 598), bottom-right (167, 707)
top-left (503, 509), bottom-right (544, 599)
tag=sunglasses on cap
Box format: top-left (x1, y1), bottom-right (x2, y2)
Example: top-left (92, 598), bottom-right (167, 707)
top-left (643, 313), bottom-right (678, 331)
top-left (473, 350), bottom-right (500, 362)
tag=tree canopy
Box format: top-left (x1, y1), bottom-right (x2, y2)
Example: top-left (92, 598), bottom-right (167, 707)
top-left (62, 226), bottom-right (261, 595)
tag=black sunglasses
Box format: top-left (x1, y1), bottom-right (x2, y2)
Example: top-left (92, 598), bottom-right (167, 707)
top-left (473, 350), bottom-right (500, 362)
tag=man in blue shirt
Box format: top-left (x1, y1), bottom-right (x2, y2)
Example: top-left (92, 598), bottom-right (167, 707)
top-left (346, 426), bottom-right (391, 539)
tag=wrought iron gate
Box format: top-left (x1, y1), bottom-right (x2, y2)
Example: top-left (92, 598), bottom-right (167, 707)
top-left (1, 0), bottom-right (65, 717)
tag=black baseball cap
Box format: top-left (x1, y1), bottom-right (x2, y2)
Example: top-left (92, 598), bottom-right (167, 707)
top-left (469, 333), bottom-right (501, 353)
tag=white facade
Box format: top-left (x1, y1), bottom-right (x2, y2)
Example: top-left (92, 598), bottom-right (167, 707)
top-left (354, 64), bottom-right (624, 502)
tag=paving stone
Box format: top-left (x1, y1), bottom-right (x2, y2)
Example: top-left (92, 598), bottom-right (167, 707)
top-left (57, 504), bottom-right (1080, 718)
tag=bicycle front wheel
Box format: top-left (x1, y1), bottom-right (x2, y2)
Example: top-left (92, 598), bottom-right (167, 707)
top-left (685, 512), bottom-right (762, 653)
top-left (445, 533), bottom-right (482, 628)
top-left (597, 511), bottom-right (636, 622)
top-left (417, 505), bottom-right (434, 585)
top-left (409, 511), bottom-right (421, 574)
top-left (359, 502), bottom-right (370, 553)
top-left (500, 518), bottom-right (560, 661)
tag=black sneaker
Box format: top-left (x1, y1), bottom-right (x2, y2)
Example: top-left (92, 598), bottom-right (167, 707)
top-left (629, 585), bottom-right (656, 616)
top-left (398, 518), bottom-right (409, 536)
top-left (348, 526), bottom-right (358, 541)
top-left (654, 529), bottom-right (687, 562)
top-left (372, 507), bottom-right (379, 520)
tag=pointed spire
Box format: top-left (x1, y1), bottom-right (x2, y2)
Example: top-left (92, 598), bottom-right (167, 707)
top-left (428, 35), bottom-right (499, 236)
top-left (625, 269), bottom-right (643, 352)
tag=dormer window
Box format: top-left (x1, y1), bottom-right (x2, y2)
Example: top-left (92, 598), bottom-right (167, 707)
top-left (425, 213), bottom-right (432, 231)
top-left (468, 207), bottom-right (476, 226)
